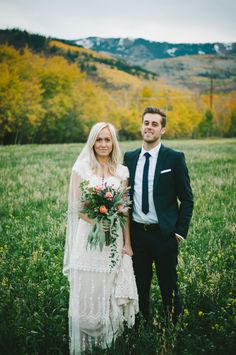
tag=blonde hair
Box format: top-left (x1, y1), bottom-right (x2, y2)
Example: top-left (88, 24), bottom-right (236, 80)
top-left (79, 122), bottom-right (121, 175)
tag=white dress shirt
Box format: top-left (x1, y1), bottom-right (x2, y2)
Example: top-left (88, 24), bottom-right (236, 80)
top-left (132, 143), bottom-right (184, 241)
top-left (132, 144), bottom-right (161, 224)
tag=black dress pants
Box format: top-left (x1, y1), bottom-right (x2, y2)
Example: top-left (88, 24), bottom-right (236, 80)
top-left (131, 221), bottom-right (182, 322)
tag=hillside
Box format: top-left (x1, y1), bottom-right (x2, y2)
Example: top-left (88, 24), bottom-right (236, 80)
top-left (0, 29), bottom-right (159, 144)
top-left (0, 29), bottom-right (157, 84)
top-left (75, 37), bottom-right (236, 93)
top-left (0, 29), bottom-right (236, 144)
top-left (146, 55), bottom-right (236, 93)
top-left (2, 29), bottom-right (235, 94)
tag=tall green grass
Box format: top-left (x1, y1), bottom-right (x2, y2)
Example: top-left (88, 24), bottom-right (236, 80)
top-left (0, 139), bottom-right (235, 354)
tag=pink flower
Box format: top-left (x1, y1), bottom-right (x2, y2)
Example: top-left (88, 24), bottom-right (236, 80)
top-left (95, 185), bottom-right (102, 191)
top-left (104, 191), bottom-right (112, 199)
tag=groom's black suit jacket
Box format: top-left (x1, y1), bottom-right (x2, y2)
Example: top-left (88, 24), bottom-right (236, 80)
top-left (124, 144), bottom-right (194, 239)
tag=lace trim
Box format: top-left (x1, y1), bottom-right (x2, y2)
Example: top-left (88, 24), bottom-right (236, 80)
top-left (69, 265), bottom-right (117, 273)
top-left (74, 161), bottom-right (129, 181)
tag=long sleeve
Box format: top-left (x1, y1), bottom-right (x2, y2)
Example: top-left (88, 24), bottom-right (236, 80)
top-left (174, 153), bottom-right (194, 238)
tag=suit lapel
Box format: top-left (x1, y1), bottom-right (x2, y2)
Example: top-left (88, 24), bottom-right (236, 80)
top-left (153, 144), bottom-right (167, 189)
top-left (129, 149), bottom-right (141, 195)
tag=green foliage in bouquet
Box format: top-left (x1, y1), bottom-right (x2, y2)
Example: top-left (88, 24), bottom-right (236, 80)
top-left (79, 180), bottom-right (131, 268)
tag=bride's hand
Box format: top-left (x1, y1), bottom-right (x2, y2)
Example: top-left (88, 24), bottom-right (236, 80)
top-left (79, 212), bottom-right (93, 225)
top-left (122, 244), bottom-right (133, 257)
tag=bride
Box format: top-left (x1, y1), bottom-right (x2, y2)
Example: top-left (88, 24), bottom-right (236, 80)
top-left (63, 122), bottom-right (138, 354)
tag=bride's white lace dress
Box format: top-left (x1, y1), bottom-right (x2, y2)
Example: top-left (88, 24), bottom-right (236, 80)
top-left (63, 160), bottom-right (138, 354)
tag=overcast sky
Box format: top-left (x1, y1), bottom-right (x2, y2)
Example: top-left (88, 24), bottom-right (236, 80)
top-left (0, 0), bottom-right (235, 43)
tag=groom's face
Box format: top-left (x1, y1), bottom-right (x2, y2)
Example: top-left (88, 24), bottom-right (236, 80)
top-left (141, 113), bottom-right (166, 144)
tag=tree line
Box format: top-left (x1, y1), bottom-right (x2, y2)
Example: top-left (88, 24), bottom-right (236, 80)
top-left (0, 44), bottom-right (235, 144)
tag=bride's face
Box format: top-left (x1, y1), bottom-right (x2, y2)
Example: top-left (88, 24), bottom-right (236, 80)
top-left (94, 127), bottom-right (113, 158)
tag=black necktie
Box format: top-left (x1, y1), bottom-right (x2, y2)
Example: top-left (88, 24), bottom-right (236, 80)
top-left (142, 152), bottom-right (151, 214)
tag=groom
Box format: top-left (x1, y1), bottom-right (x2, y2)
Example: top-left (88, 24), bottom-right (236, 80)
top-left (124, 106), bottom-right (194, 324)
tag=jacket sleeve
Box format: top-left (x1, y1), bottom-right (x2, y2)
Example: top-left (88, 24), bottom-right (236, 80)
top-left (174, 153), bottom-right (194, 238)
top-left (123, 152), bottom-right (128, 167)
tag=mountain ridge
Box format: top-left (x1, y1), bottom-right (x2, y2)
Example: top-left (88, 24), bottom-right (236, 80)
top-left (1, 29), bottom-right (236, 93)
top-left (73, 37), bottom-right (236, 66)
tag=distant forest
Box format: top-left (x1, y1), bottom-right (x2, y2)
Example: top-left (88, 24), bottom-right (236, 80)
top-left (0, 29), bottom-right (235, 144)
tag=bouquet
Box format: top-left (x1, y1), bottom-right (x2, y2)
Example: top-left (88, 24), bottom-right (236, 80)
top-left (79, 180), bottom-right (131, 267)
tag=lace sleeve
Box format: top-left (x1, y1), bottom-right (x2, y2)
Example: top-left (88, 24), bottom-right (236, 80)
top-left (122, 165), bottom-right (129, 180)
top-left (116, 164), bottom-right (129, 182)
top-left (63, 169), bottom-right (82, 279)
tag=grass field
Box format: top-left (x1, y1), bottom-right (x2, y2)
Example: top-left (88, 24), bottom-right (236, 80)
top-left (0, 139), bottom-right (235, 355)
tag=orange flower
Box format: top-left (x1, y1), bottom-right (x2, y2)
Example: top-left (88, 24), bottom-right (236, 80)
top-left (99, 205), bottom-right (108, 214)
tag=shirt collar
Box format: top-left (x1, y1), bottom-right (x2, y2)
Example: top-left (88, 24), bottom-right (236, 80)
top-left (141, 142), bottom-right (161, 159)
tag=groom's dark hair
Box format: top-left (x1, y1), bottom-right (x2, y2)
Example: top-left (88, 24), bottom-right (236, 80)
top-left (142, 106), bottom-right (167, 127)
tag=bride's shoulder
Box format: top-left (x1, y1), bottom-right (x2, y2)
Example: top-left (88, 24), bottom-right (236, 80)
top-left (116, 164), bottom-right (129, 180)
top-left (72, 159), bottom-right (91, 179)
